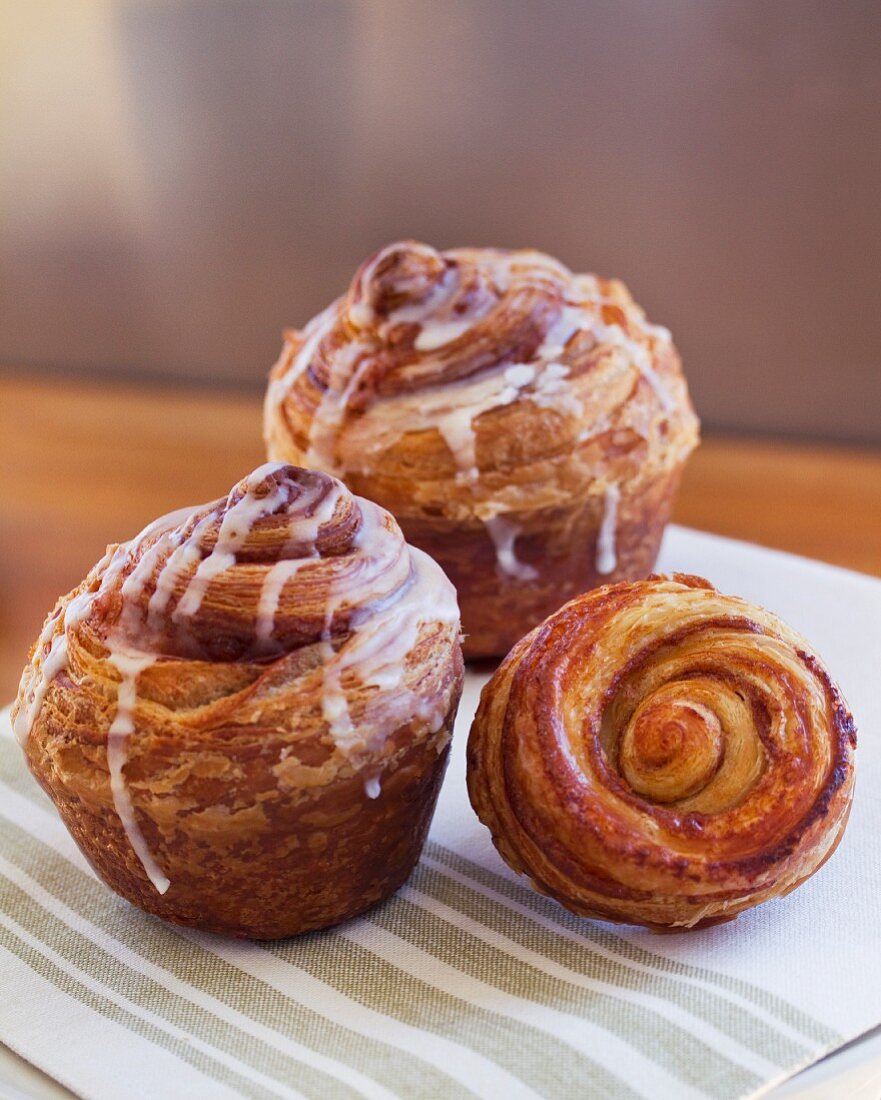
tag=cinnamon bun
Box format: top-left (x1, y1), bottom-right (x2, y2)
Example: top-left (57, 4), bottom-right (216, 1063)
top-left (467, 574), bottom-right (856, 929)
top-left (14, 463), bottom-right (463, 938)
top-left (264, 240), bottom-right (699, 657)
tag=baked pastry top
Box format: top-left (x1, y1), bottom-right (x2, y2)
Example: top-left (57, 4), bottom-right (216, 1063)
top-left (467, 574), bottom-right (856, 930)
top-left (266, 240), bottom-right (697, 532)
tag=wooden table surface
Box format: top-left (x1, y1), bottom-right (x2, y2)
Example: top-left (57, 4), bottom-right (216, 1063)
top-left (2, 371), bottom-right (881, 700)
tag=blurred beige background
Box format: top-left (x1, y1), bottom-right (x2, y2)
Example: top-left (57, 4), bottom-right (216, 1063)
top-left (1, 0), bottom-right (880, 441)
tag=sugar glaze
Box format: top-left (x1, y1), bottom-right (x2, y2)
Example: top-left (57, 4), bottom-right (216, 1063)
top-left (596, 484), bottom-right (621, 575)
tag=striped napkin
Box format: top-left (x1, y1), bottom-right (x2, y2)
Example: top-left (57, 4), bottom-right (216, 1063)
top-left (2, 526), bottom-right (881, 1100)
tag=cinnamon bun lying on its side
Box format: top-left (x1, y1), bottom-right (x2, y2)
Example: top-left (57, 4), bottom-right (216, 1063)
top-left (467, 574), bottom-right (856, 930)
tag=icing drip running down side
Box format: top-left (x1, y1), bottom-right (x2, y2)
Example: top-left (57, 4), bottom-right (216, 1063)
top-left (484, 516), bottom-right (538, 581)
top-left (596, 484), bottom-right (621, 575)
top-left (14, 463), bottom-right (460, 894)
top-left (106, 651), bottom-right (167, 893)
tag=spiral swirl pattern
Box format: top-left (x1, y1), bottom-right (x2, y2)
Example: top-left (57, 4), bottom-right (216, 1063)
top-left (265, 239), bottom-right (696, 494)
top-left (264, 240), bottom-right (699, 658)
top-left (467, 574), bottom-right (856, 930)
top-left (82, 462), bottom-right (446, 663)
top-left (14, 464), bottom-right (462, 937)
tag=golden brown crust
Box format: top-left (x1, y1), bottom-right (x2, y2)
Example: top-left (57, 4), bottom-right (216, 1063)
top-left (466, 574), bottom-right (856, 930)
top-left (13, 464), bottom-right (463, 938)
top-left (263, 240), bottom-right (700, 657)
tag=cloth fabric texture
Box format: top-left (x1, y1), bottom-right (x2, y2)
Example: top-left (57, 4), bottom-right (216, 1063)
top-left (1, 525), bottom-right (880, 1100)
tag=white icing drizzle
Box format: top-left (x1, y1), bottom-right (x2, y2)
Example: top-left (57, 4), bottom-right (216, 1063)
top-left (364, 775), bottom-right (382, 799)
top-left (265, 303), bottom-right (340, 419)
top-left (357, 543), bottom-right (458, 735)
top-left (383, 264), bottom-right (458, 325)
top-left (530, 362), bottom-right (583, 417)
top-left (318, 597), bottom-right (354, 745)
top-left (255, 477), bottom-right (345, 649)
top-left (596, 484), bottom-right (621, 575)
top-left (503, 363), bottom-right (537, 388)
top-left (414, 318), bottom-right (477, 351)
top-left (573, 272), bottom-right (602, 298)
top-left (15, 557), bottom-right (174, 892)
top-left (350, 241), bottom-right (454, 330)
top-left (635, 355), bottom-right (675, 412)
top-left (436, 411), bottom-right (482, 483)
top-left (433, 371), bottom-right (517, 481)
top-left (14, 549), bottom-right (125, 745)
top-left (13, 624), bottom-right (67, 746)
top-left (16, 539), bottom-right (168, 889)
top-left (347, 300), bottom-right (373, 328)
top-left (281, 477), bottom-right (343, 552)
top-left (343, 545), bottom-right (458, 692)
top-left (591, 320), bottom-right (675, 412)
top-left (305, 345), bottom-right (374, 474)
top-left (174, 463), bottom-right (292, 620)
top-left (344, 366), bottom-right (534, 484)
top-left (393, 266), bottom-right (492, 351)
top-left (255, 559), bottom-right (313, 647)
top-left (535, 304), bottom-right (587, 360)
top-left (484, 516), bottom-right (538, 581)
top-left (146, 514), bottom-right (213, 625)
top-left (105, 650), bottom-right (168, 894)
top-left (118, 507), bottom-right (206, 636)
top-left (315, 499), bottom-right (385, 745)
top-left (317, 500), bottom-right (459, 755)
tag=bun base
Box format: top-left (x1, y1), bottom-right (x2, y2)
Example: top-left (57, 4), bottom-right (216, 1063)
top-left (25, 706), bottom-right (457, 940)
top-left (404, 465), bottom-right (682, 660)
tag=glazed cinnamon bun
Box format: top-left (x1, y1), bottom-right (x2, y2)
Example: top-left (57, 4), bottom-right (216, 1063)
top-left (467, 574), bottom-right (856, 930)
top-left (264, 240), bottom-right (699, 658)
top-left (13, 463), bottom-right (463, 938)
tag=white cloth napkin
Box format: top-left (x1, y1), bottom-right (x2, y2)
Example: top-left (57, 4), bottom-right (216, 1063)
top-left (1, 525), bottom-right (880, 1100)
